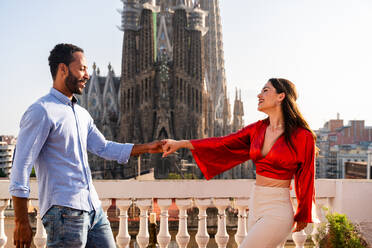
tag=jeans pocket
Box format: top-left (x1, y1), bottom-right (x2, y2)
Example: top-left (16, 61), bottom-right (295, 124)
top-left (61, 208), bottom-right (86, 225)
top-left (61, 208), bottom-right (87, 245)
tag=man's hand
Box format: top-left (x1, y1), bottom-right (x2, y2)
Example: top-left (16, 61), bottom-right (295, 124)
top-left (293, 221), bottom-right (307, 232)
top-left (14, 221), bottom-right (33, 248)
top-left (146, 140), bottom-right (164, 154)
top-left (12, 196), bottom-right (33, 248)
top-left (131, 140), bottom-right (163, 156)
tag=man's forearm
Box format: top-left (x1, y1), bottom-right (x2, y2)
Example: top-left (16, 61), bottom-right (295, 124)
top-left (12, 196), bottom-right (30, 224)
top-left (130, 141), bottom-right (163, 156)
top-left (130, 143), bottom-right (150, 156)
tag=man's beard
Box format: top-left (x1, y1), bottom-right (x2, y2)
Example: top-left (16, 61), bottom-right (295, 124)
top-left (65, 69), bottom-right (85, 95)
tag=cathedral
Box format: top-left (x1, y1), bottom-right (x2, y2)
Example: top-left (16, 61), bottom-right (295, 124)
top-left (77, 0), bottom-right (255, 179)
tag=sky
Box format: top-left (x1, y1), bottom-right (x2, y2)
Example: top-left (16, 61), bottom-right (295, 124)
top-left (0, 0), bottom-right (371, 136)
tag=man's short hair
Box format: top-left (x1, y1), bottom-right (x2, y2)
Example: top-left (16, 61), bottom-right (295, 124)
top-left (48, 43), bottom-right (84, 80)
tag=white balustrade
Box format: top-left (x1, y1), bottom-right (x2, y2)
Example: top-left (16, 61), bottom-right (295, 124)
top-left (214, 198), bottom-right (230, 248)
top-left (176, 199), bottom-right (192, 248)
top-left (157, 199), bottom-right (172, 248)
top-left (0, 180), bottom-right (370, 248)
top-left (116, 199), bottom-right (132, 248)
top-left (234, 198), bottom-right (249, 246)
top-left (136, 199), bottom-right (152, 248)
top-left (0, 200), bottom-right (9, 248)
top-left (195, 198), bottom-right (211, 248)
top-left (31, 200), bottom-right (47, 248)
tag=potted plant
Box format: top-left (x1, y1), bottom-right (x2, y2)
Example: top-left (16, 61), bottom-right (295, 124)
top-left (314, 210), bottom-right (368, 248)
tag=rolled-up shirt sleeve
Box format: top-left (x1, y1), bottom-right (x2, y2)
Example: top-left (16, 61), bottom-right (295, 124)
top-left (87, 119), bottom-right (133, 164)
top-left (9, 104), bottom-right (50, 198)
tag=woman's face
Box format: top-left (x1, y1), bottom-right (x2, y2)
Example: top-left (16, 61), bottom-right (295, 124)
top-left (257, 81), bottom-right (284, 113)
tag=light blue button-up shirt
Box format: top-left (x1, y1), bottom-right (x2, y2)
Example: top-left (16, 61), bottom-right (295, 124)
top-left (9, 88), bottom-right (133, 217)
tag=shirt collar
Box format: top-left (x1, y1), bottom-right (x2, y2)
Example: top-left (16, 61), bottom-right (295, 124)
top-left (50, 88), bottom-right (77, 106)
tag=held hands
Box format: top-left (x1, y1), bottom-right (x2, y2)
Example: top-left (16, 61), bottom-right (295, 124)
top-left (161, 139), bottom-right (182, 157)
top-left (132, 139), bottom-right (192, 156)
top-left (146, 140), bottom-right (164, 154)
top-left (161, 139), bottom-right (194, 157)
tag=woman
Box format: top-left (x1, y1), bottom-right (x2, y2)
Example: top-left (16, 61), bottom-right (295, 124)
top-left (162, 78), bottom-right (317, 248)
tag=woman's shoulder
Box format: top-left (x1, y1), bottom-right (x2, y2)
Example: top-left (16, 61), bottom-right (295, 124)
top-left (292, 126), bottom-right (315, 142)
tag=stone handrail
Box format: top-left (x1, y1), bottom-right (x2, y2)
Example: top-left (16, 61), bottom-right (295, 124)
top-left (0, 179), bottom-right (371, 248)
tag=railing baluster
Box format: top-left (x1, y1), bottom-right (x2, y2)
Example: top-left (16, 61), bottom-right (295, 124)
top-left (157, 199), bottom-right (172, 248)
top-left (234, 198), bottom-right (249, 246)
top-left (136, 199), bottom-right (152, 248)
top-left (175, 199), bottom-right (191, 248)
top-left (195, 198), bottom-right (211, 248)
top-left (311, 198), bottom-right (328, 247)
top-left (101, 199), bottom-right (112, 214)
top-left (214, 198), bottom-right (230, 248)
top-left (291, 198), bottom-right (307, 248)
top-left (245, 208), bottom-right (249, 234)
top-left (0, 200), bottom-right (9, 248)
top-left (293, 230), bottom-right (307, 248)
top-left (31, 200), bottom-right (47, 248)
top-left (116, 199), bottom-right (132, 248)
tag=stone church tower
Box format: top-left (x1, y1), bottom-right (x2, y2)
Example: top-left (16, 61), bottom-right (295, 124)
top-left (78, 0), bottom-right (253, 179)
top-left (119, 0), bottom-right (210, 143)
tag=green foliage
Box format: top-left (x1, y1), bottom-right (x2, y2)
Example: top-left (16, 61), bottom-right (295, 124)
top-left (315, 211), bottom-right (367, 248)
top-left (167, 173), bottom-right (181, 179)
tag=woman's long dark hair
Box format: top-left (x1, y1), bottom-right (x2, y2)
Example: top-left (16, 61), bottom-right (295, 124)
top-left (268, 78), bottom-right (316, 153)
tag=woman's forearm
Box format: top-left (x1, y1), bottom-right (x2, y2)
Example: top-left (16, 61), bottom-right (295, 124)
top-left (179, 140), bottom-right (194, 150)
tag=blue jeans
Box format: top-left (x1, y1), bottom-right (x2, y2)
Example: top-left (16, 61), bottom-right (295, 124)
top-left (41, 205), bottom-right (116, 248)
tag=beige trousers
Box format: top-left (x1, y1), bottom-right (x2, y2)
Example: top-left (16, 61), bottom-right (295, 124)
top-left (239, 185), bottom-right (294, 248)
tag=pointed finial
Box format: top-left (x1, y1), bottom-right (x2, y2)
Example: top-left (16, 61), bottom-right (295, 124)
top-left (108, 62), bottom-right (112, 72)
top-left (239, 89), bottom-right (242, 101)
top-left (97, 67), bottom-right (100, 75)
top-left (93, 62), bottom-right (97, 71)
top-left (235, 87), bottom-right (238, 100)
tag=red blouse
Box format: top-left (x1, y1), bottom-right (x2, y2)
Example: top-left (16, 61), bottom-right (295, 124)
top-left (190, 119), bottom-right (316, 223)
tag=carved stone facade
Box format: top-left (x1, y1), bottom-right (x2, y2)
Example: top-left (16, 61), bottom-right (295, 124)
top-left (78, 0), bottom-right (254, 179)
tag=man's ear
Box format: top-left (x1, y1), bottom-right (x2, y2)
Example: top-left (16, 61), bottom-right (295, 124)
top-left (58, 63), bottom-right (68, 78)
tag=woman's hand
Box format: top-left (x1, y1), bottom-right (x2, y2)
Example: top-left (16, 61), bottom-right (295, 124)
top-left (293, 221), bottom-right (307, 232)
top-left (162, 139), bottom-right (194, 157)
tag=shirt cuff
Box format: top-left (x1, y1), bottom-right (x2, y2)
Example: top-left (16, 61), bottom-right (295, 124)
top-left (9, 184), bottom-right (30, 198)
top-left (118, 143), bottom-right (134, 164)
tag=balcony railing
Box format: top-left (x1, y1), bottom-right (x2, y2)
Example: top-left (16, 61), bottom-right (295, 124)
top-left (0, 179), bottom-right (371, 248)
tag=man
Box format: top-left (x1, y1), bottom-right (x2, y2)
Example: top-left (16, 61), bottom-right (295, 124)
top-left (9, 43), bottom-right (163, 248)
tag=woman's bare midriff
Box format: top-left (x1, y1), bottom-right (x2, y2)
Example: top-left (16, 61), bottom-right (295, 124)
top-left (256, 174), bottom-right (291, 188)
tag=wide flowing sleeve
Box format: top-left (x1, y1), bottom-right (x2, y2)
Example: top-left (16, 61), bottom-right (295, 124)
top-left (190, 121), bottom-right (260, 180)
top-left (294, 129), bottom-right (316, 223)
